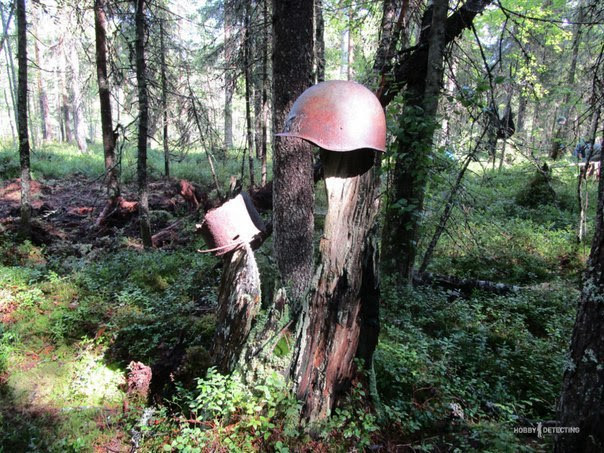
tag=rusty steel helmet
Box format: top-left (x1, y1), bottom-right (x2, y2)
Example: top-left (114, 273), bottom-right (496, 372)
top-left (276, 80), bottom-right (386, 152)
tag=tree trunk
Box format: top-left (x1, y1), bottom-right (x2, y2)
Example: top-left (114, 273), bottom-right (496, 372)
top-left (339, 21), bottom-right (350, 80)
top-left (33, 23), bottom-right (51, 142)
top-left (550, 0), bottom-right (584, 160)
top-left (60, 40), bottom-right (74, 144)
top-left (69, 40), bottom-right (88, 152)
top-left (291, 150), bottom-right (381, 420)
top-left (1, 2), bottom-right (18, 130)
top-left (272, 0), bottom-right (314, 301)
top-left (211, 245), bottom-right (261, 374)
top-left (516, 93), bottom-right (527, 133)
top-left (16, 0), bottom-right (31, 238)
top-left (135, 0), bottom-right (153, 248)
top-left (0, 1), bottom-right (13, 54)
top-left (3, 88), bottom-right (16, 141)
top-left (381, 0), bottom-right (449, 281)
top-left (27, 87), bottom-right (37, 149)
top-left (160, 18), bottom-right (170, 178)
top-left (377, 0), bottom-right (491, 107)
top-left (224, 3), bottom-right (234, 152)
top-left (419, 129), bottom-right (486, 274)
top-left (556, 147), bottom-right (604, 453)
top-left (260, 0), bottom-right (269, 185)
top-left (244, 1), bottom-right (255, 189)
top-left (314, 0), bottom-right (325, 83)
top-left (94, 0), bottom-right (119, 202)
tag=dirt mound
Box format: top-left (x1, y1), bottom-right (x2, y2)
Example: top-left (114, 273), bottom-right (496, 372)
top-left (0, 177), bottom-right (198, 248)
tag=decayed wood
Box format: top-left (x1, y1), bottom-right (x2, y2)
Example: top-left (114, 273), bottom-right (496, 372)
top-left (94, 196), bottom-right (139, 228)
top-left (292, 150), bottom-right (380, 420)
top-left (211, 244), bottom-right (261, 374)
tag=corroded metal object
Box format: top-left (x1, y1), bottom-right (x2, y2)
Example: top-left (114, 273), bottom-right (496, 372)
top-left (276, 80), bottom-right (386, 152)
top-left (201, 193), bottom-right (265, 256)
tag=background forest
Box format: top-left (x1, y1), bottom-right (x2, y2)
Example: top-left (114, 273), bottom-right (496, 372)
top-left (1, 0), bottom-right (604, 451)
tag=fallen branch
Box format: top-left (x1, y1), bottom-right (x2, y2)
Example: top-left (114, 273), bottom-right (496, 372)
top-left (413, 271), bottom-right (521, 295)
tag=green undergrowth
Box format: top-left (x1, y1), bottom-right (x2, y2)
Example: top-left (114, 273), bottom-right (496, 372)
top-left (0, 141), bottom-right (269, 187)
top-left (0, 235), bottom-right (221, 450)
top-left (422, 161), bottom-right (595, 284)
top-left (375, 280), bottom-right (576, 451)
top-left (0, 153), bottom-right (591, 451)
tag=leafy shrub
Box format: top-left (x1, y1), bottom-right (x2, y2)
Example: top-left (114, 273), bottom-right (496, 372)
top-left (376, 282), bottom-right (576, 450)
top-left (167, 368), bottom-right (301, 452)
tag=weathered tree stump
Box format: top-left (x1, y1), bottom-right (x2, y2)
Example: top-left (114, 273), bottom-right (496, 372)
top-left (291, 149), bottom-right (381, 420)
top-left (211, 244), bottom-right (261, 373)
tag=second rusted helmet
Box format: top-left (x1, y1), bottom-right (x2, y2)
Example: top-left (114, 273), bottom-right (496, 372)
top-left (276, 80), bottom-right (386, 152)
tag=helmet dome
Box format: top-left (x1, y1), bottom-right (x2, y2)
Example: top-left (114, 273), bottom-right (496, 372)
top-left (276, 80), bottom-right (386, 152)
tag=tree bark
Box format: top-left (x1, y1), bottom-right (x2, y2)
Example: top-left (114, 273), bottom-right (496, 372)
top-left (292, 150), bottom-right (381, 420)
top-left (1, 2), bottom-right (18, 130)
top-left (224, 2), bottom-right (234, 152)
top-left (211, 245), bottom-right (261, 374)
top-left (377, 0), bottom-right (491, 107)
top-left (272, 0), bottom-right (314, 301)
top-left (556, 146), bottom-right (604, 453)
top-left (159, 18), bottom-right (170, 178)
top-left (314, 0), bottom-right (325, 83)
top-left (244, 1), bottom-right (255, 188)
top-left (260, 0), bottom-right (269, 185)
top-left (550, 0), bottom-right (584, 160)
top-left (33, 22), bottom-right (51, 142)
top-left (381, 0), bottom-right (449, 281)
top-left (69, 40), bottom-right (88, 152)
top-left (135, 0), bottom-right (153, 248)
top-left (94, 0), bottom-right (120, 202)
top-left (16, 0), bottom-right (31, 238)
top-left (59, 39), bottom-right (73, 144)
top-left (0, 1), bottom-right (13, 54)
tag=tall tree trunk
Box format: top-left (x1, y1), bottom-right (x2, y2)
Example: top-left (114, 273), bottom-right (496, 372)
top-left (381, 0), bottom-right (449, 281)
top-left (34, 33), bottom-right (51, 142)
top-left (16, 0), bottom-right (31, 238)
top-left (27, 87), bottom-right (37, 149)
top-left (339, 21), bottom-right (350, 80)
top-left (1, 2), bottom-right (18, 130)
top-left (550, 0), bottom-right (584, 160)
top-left (244, 1), bottom-right (255, 188)
top-left (0, 1), bottom-right (13, 54)
top-left (224, 2), bottom-right (234, 152)
top-left (69, 40), bottom-right (88, 152)
top-left (60, 40), bottom-right (74, 144)
top-left (314, 0), bottom-right (325, 83)
top-left (159, 18), bottom-right (170, 178)
top-left (135, 0), bottom-right (153, 248)
top-left (3, 88), bottom-right (16, 141)
top-left (516, 92), bottom-right (527, 133)
top-left (556, 141), bottom-right (604, 453)
top-left (272, 0), bottom-right (314, 300)
top-left (94, 0), bottom-right (119, 201)
top-left (498, 88), bottom-right (514, 171)
top-left (260, 0), bottom-right (269, 185)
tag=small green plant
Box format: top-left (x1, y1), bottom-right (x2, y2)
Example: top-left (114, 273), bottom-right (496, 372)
top-left (167, 367), bottom-right (301, 452)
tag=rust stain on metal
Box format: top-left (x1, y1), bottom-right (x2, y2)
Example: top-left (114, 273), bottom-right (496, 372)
top-left (201, 194), bottom-right (266, 256)
top-left (276, 80), bottom-right (386, 153)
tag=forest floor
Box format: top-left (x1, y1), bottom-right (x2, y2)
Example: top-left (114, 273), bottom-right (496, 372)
top-left (0, 144), bottom-right (599, 451)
